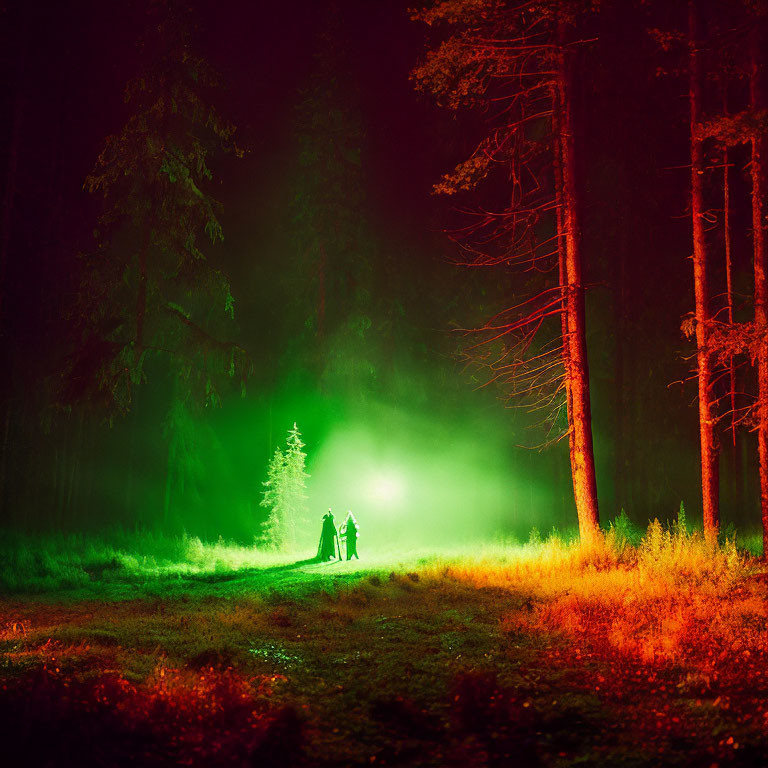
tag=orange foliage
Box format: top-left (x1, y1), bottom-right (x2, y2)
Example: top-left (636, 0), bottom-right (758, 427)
top-left (425, 525), bottom-right (756, 667)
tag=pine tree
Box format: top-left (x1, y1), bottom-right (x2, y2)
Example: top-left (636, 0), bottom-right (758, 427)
top-left (259, 423), bottom-right (310, 550)
top-left (65, 0), bottom-right (251, 418)
top-left (260, 447), bottom-right (286, 548)
top-left (283, 423), bottom-right (309, 529)
top-left (688, 0), bottom-right (720, 539)
top-left (748, 6), bottom-right (768, 558)
top-left (412, 0), bottom-right (601, 540)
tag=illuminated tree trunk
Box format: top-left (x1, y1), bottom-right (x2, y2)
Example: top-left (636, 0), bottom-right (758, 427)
top-left (552, 84), bottom-right (576, 481)
top-left (556, 21), bottom-right (600, 540)
top-left (723, 144), bottom-right (736, 450)
top-left (689, 0), bottom-right (719, 537)
top-left (722, 103), bottom-right (742, 514)
top-left (750, 16), bottom-right (768, 556)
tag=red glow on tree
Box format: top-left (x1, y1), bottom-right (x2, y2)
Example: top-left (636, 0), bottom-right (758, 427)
top-left (412, 0), bottom-right (600, 540)
top-left (749, 12), bottom-right (768, 557)
top-left (688, 0), bottom-right (720, 538)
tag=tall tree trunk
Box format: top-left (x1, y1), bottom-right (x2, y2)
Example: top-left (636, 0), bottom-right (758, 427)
top-left (750, 15), bottom-right (768, 556)
top-left (689, 0), bottom-right (719, 537)
top-left (557, 20), bottom-right (600, 540)
top-left (551, 83), bottom-right (576, 484)
top-left (723, 149), bottom-right (736, 448)
top-left (722, 97), bottom-right (742, 514)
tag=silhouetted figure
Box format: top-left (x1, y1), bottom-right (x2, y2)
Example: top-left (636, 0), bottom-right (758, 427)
top-left (317, 509), bottom-right (339, 561)
top-left (340, 511), bottom-right (359, 560)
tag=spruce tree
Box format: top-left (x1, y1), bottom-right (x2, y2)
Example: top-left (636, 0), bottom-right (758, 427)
top-left (66, 0), bottom-right (250, 418)
top-left (259, 424), bottom-right (310, 550)
top-left (412, 0), bottom-right (601, 539)
top-left (260, 447), bottom-right (286, 548)
top-left (283, 423), bottom-right (310, 536)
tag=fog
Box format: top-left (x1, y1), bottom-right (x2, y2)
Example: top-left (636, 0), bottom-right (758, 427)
top-left (301, 400), bottom-right (568, 550)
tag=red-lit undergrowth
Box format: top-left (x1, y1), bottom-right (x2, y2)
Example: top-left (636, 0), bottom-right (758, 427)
top-left (533, 526), bottom-right (756, 666)
top-left (0, 663), bottom-right (301, 767)
top-left (429, 522), bottom-right (756, 664)
top-left (425, 524), bottom-right (768, 762)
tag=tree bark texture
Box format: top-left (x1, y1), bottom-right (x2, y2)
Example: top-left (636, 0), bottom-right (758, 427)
top-left (556, 20), bottom-right (600, 540)
top-left (551, 82), bottom-right (576, 483)
top-left (750, 16), bottom-right (768, 556)
top-left (689, 0), bottom-right (719, 536)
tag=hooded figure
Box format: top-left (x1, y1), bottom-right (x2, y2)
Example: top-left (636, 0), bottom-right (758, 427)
top-left (317, 509), bottom-right (339, 561)
top-left (339, 511), bottom-right (359, 560)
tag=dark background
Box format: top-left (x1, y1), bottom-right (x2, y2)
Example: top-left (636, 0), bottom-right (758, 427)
top-left (0, 0), bottom-right (758, 540)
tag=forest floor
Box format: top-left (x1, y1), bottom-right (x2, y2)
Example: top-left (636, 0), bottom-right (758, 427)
top-left (2, 528), bottom-right (768, 767)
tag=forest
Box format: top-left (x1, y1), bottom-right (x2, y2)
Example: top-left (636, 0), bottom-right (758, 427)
top-left (2, 0), bottom-right (768, 765)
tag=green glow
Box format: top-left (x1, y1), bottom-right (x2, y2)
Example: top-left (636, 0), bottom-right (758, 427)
top-left (369, 471), bottom-right (406, 506)
top-left (67, 374), bottom-right (569, 546)
top-left (300, 403), bottom-right (554, 551)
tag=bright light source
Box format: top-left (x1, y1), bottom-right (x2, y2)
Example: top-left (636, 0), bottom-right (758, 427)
top-left (370, 472), bottom-right (405, 505)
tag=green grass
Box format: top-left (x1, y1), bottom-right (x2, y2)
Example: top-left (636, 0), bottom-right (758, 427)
top-left (0, 519), bottom-right (762, 597)
top-left (1, 523), bottom-right (768, 765)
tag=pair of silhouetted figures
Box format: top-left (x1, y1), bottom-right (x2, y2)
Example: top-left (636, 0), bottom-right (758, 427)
top-left (317, 510), bottom-right (359, 562)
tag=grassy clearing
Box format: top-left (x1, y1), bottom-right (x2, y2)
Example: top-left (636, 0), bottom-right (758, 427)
top-left (1, 521), bottom-right (768, 766)
top-left (0, 529), bottom-right (298, 594)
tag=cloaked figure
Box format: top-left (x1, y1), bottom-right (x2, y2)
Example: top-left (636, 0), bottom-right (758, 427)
top-left (317, 509), bottom-right (340, 562)
top-left (339, 511), bottom-right (359, 560)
